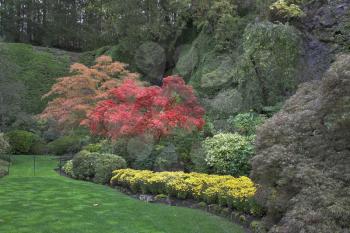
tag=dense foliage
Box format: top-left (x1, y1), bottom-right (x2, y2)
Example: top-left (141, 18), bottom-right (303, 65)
top-left (203, 133), bottom-right (255, 176)
top-left (72, 150), bottom-right (127, 184)
top-left (39, 55), bottom-right (140, 133)
top-left (6, 130), bottom-right (40, 154)
top-left (228, 112), bottom-right (266, 135)
top-left (1, 1), bottom-right (349, 232)
top-left (111, 168), bottom-right (261, 215)
top-left (0, 133), bottom-right (9, 155)
top-left (85, 75), bottom-right (205, 140)
top-left (46, 135), bottom-right (84, 156)
top-left (251, 54), bottom-right (350, 232)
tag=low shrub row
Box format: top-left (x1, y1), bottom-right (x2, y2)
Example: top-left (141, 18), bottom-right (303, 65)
top-left (111, 169), bottom-right (262, 215)
top-left (64, 150), bottom-right (127, 184)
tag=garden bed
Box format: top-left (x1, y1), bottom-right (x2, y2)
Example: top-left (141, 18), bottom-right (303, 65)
top-left (59, 166), bottom-right (266, 233)
top-left (113, 185), bottom-right (265, 233)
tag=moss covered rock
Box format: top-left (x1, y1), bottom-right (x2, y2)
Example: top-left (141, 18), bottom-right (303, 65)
top-left (251, 54), bottom-right (350, 233)
top-left (237, 22), bottom-right (302, 110)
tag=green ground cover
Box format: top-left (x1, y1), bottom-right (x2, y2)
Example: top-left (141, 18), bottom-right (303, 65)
top-left (0, 155), bottom-right (245, 233)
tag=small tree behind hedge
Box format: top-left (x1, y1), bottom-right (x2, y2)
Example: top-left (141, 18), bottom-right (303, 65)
top-left (6, 130), bottom-right (40, 154)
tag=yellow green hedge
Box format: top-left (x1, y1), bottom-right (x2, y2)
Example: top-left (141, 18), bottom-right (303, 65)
top-left (111, 169), bottom-right (261, 215)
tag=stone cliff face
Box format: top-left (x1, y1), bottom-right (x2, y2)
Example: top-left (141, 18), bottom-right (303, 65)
top-left (298, 0), bottom-right (350, 81)
top-left (251, 54), bottom-right (350, 233)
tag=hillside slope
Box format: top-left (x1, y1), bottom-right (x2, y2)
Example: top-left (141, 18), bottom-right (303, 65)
top-left (0, 43), bottom-right (78, 131)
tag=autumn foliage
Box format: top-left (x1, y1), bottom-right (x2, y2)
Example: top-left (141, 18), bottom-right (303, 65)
top-left (84, 76), bottom-right (205, 140)
top-left (39, 56), bottom-right (140, 132)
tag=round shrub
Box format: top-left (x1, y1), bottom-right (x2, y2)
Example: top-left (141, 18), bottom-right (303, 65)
top-left (72, 150), bottom-right (127, 184)
top-left (46, 135), bottom-right (83, 156)
top-left (203, 133), bottom-right (255, 176)
top-left (6, 130), bottom-right (40, 154)
top-left (93, 153), bottom-right (127, 184)
top-left (228, 112), bottom-right (266, 135)
top-left (72, 150), bottom-right (96, 180)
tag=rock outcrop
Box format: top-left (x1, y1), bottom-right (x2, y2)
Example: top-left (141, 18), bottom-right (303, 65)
top-left (251, 54), bottom-right (350, 233)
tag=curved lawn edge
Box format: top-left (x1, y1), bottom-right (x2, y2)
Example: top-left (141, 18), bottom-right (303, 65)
top-left (0, 155), bottom-right (246, 233)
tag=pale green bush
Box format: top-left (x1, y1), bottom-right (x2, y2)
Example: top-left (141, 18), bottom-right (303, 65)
top-left (203, 133), bottom-right (254, 176)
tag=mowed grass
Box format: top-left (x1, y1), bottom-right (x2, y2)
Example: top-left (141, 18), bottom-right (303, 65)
top-left (0, 156), bottom-right (245, 233)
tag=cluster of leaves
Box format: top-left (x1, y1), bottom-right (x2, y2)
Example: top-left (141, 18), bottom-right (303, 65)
top-left (269, 0), bottom-right (305, 22)
top-left (39, 55), bottom-right (141, 133)
top-left (193, 0), bottom-right (243, 51)
top-left (228, 112), bottom-right (266, 135)
top-left (85, 75), bottom-right (205, 140)
top-left (203, 133), bottom-right (255, 176)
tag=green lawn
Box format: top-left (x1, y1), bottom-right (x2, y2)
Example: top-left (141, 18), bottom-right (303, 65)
top-left (0, 155), bottom-right (245, 233)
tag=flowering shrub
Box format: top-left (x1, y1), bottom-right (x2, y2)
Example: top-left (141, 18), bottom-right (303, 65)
top-left (203, 133), bottom-right (254, 176)
top-left (111, 169), bottom-right (261, 215)
top-left (85, 76), bottom-right (205, 140)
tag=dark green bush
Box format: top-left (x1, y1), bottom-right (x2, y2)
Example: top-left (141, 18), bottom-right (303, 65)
top-left (228, 112), bottom-right (266, 135)
top-left (46, 135), bottom-right (83, 156)
top-left (238, 22), bottom-right (302, 111)
top-left (6, 130), bottom-right (40, 154)
top-left (82, 143), bottom-right (103, 153)
top-left (72, 150), bottom-right (127, 184)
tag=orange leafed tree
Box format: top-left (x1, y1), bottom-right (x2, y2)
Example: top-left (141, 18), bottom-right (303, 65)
top-left (39, 55), bottom-right (142, 132)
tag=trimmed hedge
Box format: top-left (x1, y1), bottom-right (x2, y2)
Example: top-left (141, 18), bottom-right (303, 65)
top-left (111, 169), bottom-right (262, 216)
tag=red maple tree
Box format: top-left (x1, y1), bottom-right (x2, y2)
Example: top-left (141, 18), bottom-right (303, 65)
top-left (84, 76), bottom-right (205, 140)
top-left (39, 56), bottom-right (141, 132)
